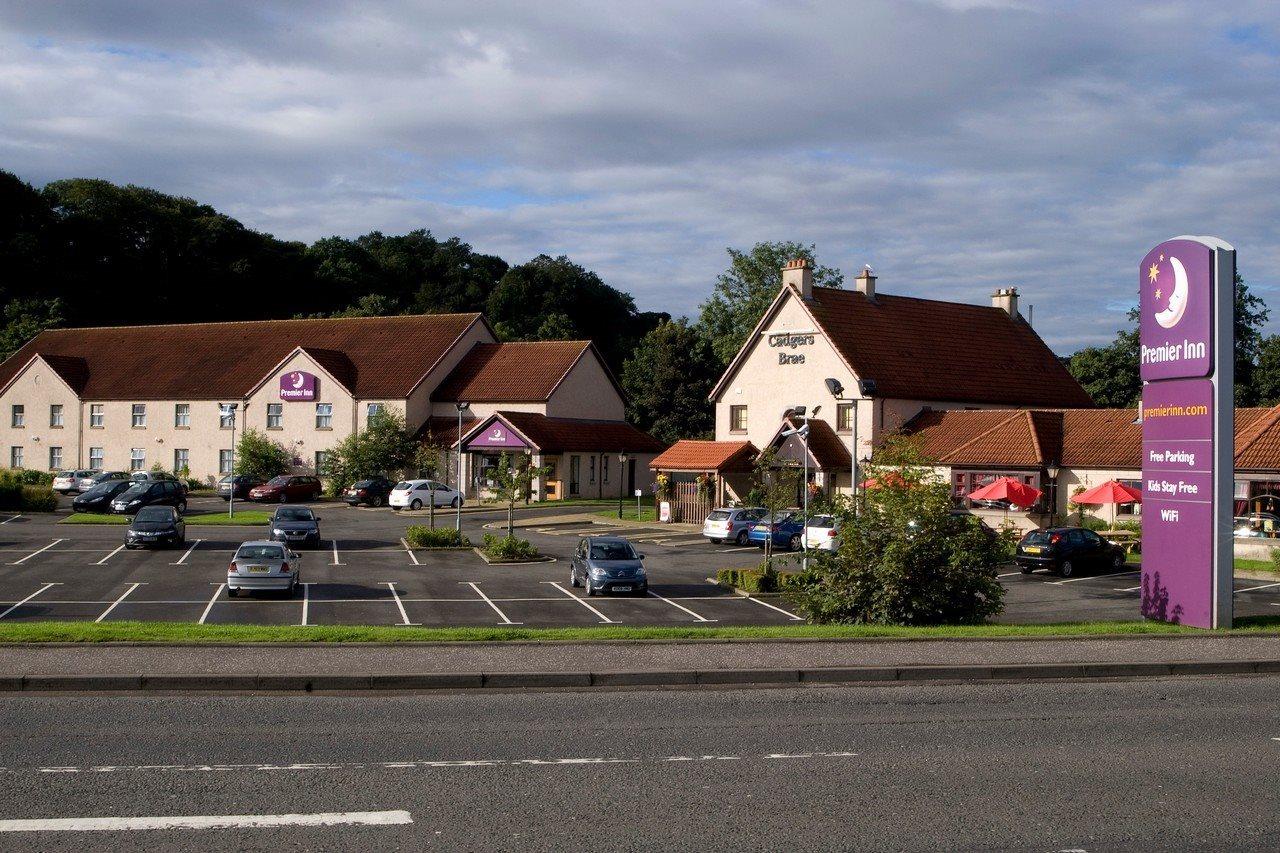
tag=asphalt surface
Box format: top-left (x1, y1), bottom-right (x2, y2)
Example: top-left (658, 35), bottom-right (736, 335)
top-left (1, 496), bottom-right (1278, 627)
top-left (1, 676), bottom-right (1279, 850)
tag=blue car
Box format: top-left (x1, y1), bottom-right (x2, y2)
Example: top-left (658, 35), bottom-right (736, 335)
top-left (747, 511), bottom-right (806, 551)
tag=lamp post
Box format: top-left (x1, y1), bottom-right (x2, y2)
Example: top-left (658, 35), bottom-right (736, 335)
top-left (781, 405), bottom-right (818, 570)
top-left (618, 450), bottom-right (629, 519)
top-left (1046, 464), bottom-right (1060, 521)
top-left (825, 377), bottom-right (875, 509)
top-left (219, 402), bottom-right (239, 519)
top-left (455, 402), bottom-right (469, 532)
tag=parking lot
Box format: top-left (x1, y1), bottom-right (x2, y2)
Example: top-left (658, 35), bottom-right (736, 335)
top-left (0, 497), bottom-right (1278, 627)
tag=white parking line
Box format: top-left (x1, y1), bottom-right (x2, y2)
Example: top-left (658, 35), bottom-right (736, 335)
top-left (330, 540), bottom-right (343, 566)
top-left (0, 810), bottom-right (414, 833)
top-left (647, 589), bottom-right (716, 622)
top-left (1237, 581), bottom-right (1280, 594)
top-left (95, 583), bottom-right (145, 623)
top-left (0, 514), bottom-right (21, 524)
top-left (95, 544), bottom-right (126, 565)
top-left (464, 582), bottom-right (522, 625)
top-left (199, 584), bottom-right (225, 624)
top-left (741, 594), bottom-right (804, 621)
top-left (997, 571), bottom-right (1024, 578)
top-left (1114, 585), bottom-right (1142, 592)
top-left (542, 581), bottom-right (617, 623)
top-left (384, 582), bottom-right (420, 626)
top-left (404, 543), bottom-right (420, 565)
top-left (0, 582), bottom-right (60, 620)
top-left (299, 583), bottom-right (314, 626)
top-left (1049, 570), bottom-right (1139, 585)
top-left (171, 539), bottom-right (202, 565)
top-left (10, 538), bottom-right (65, 565)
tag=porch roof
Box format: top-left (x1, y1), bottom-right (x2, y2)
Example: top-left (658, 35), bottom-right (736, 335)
top-left (650, 440), bottom-right (758, 473)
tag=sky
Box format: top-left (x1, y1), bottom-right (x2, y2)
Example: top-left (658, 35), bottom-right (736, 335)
top-left (2, 0), bottom-right (1280, 353)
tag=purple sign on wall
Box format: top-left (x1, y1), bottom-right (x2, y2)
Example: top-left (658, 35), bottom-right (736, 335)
top-left (466, 419), bottom-right (528, 449)
top-left (1141, 378), bottom-right (1213, 627)
top-left (279, 371), bottom-right (317, 401)
top-left (1139, 239), bottom-right (1213, 382)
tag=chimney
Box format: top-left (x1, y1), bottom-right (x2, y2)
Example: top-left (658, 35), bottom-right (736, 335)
top-left (855, 265), bottom-right (877, 301)
top-left (991, 286), bottom-right (1019, 318)
top-left (782, 257), bottom-right (813, 300)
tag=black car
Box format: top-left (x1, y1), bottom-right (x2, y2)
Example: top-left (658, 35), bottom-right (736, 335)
top-left (72, 480), bottom-right (132, 514)
top-left (110, 480), bottom-right (188, 515)
top-left (125, 505), bottom-right (186, 549)
top-left (1015, 527), bottom-right (1127, 577)
top-left (269, 506), bottom-right (322, 549)
top-left (218, 474), bottom-right (264, 501)
top-left (343, 476), bottom-right (394, 507)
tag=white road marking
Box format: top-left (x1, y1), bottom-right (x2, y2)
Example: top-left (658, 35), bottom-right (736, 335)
top-left (464, 582), bottom-right (521, 625)
top-left (27, 750), bottom-right (859, 775)
top-left (647, 589), bottom-right (716, 622)
top-left (741, 594), bottom-right (804, 621)
top-left (10, 538), bottom-right (65, 565)
top-left (997, 571), bottom-right (1024, 578)
top-left (405, 543), bottom-right (420, 565)
top-left (94, 544), bottom-right (126, 565)
top-left (95, 583), bottom-right (144, 623)
top-left (331, 539), bottom-right (343, 566)
top-left (1049, 570), bottom-right (1139, 585)
top-left (385, 582), bottom-right (420, 626)
top-left (542, 581), bottom-right (617, 623)
top-left (0, 583), bottom-right (60, 620)
top-left (1114, 585), bottom-right (1142, 592)
top-left (0, 810), bottom-right (414, 833)
top-left (299, 583), bottom-right (314, 626)
top-left (199, 584), bottom-right (225, 624)
top-left (0, 514), bottom-right (21, 524)
top-left (171, 539), bottom-right (202, 565)
top-left (1236, 581), bottom-right (1280, 594)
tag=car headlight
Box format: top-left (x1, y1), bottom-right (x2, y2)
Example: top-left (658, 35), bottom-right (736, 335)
top-left (272, 528), bottom-right (285, 535)
top-left (591, 567), bottom-right (607, 576)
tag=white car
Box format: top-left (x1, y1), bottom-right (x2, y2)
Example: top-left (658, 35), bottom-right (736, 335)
top-left (389, 479), bottom-right (463, 510)
top-left (802, 515), bottom-right (840, 551)
top-left (53, 470), bottom-right (97, 494)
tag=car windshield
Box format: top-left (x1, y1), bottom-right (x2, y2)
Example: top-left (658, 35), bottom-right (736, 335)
top-left (707, 511), bottom-right (731, 521)
top-left (82, 483), bottom-right (117, 498)
top-left (1023, 530), bottom-right (1053, 545)
top-left (393, 482), bottom-right (412, 490)
top-left (266, 476), bottom-right (289, 486)
top-left (134, 507), bottom-right (172, 522)
top-left (354, 480), bottom-right (376, 488)
top-left (590, 541), bottom-right (637, 560)
top-left (236, 545), bottom-right (285, 561)
top-left (118, 484), bottom-right (149, 499)
top-left (275, 508), bottom-right (314, 521)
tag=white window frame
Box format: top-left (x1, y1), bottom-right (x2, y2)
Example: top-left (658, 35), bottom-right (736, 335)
top-left (50, 404), bottom-right (63, 428)
top-left (218, 449), bottom-right (234, 475)
top-left (90, 404), bottom-right (104, 428)
top-left (48, 446), bottom-right (62, 471)
top-left (219, 406), bottom-right (235, 429)
top-left (366, 403), bottom-right (383, 429)
top-left (175, 403), bottom-right (190, 428)
top-left (131, 404), bottom-right (146, 428)
top-left (10, 446), bottom-right (22, 468)
top-left (89, 447), bottom-right (104, 469)
top-left (315, 402), bottom-right (333, 429)
top-left (315, 451), bottom-right (330, 474)
top-left (11, 405), bottom-right (23, 428)
top-left (173, 448), bottom-right (189, 473)
top-left (130, 448), bottom-right (145, 472)
top-left (267, 403), bottom-right (282, 429)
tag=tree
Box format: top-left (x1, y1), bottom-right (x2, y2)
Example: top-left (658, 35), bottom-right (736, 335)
top-left (320, 408), bottom-right (418, 493)
top-left (235, 429), bottom-right (292, 481)
top-left (0, 297), bottom-right (63, 362)
top-left (751, 447), bottom-right (801, 572)
top-left (788, 436), bottom-right (1006, 625)
top-left (698, 241), bottom-right (844, 365)
top-left (1231, 272), bottom-right (1271, 406)
top-left (621, 319), bottom-right (718, 444)
top-left (488, 451), bottom-right (552, 538)
top-left (1255, 334), bottom-right (1280, 407)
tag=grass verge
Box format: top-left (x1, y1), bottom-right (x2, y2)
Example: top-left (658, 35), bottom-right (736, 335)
top-left (61, 511), bottom-right (272, 526)
top-left (593, 507), bottom-right (657, 522)
top-left (2, 618), bottom-right (1280, 644)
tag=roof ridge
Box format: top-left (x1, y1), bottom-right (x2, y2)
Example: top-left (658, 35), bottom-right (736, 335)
top-left (937, 411), bottom-right (1027, 463)
top-left (34, 312), bottom-right (482, 334)
top-left (1024, 411), bottom-right (1044, 463)
top-left (1235, 405), bottom-right (1280, 457)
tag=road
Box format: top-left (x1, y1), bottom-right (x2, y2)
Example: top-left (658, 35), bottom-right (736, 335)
top-left (2, 677), bottom-right (1279, 850)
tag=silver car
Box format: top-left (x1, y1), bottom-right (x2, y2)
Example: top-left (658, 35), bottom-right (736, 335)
top-left (569, 536), bottom-right (648, 596)
top-left (53, 469), bottom-right (96, 494)
top-left (702, 507), bottom-right (766, 545)
top-left (227, 540), bottom-right (301, 597)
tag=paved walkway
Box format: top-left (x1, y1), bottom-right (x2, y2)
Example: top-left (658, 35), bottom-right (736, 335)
top-left (4, 634), bottom-right (1280, 677)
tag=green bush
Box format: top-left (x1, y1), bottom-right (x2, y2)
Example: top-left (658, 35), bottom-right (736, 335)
top-left (0, 472), bottom-right (58, 511)
top-left (716, 566), bottom-right (800, 593)
top-left (5, 468), bottom-right (53, 486)
top-left (405, 525), bottom-right (470, 548)
top-left (481, 533), bottom-right (540, 561)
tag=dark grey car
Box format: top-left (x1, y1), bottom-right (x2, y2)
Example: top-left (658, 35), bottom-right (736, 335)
top-left (269, 506), bottom-right (322, 548)
top-left (569, 536), bottom-right (648, 596)
top-left (125, 505), bottom-right (186, 549)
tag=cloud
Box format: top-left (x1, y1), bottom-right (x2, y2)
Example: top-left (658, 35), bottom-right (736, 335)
top-left (2, 0), bottom-right (1280, 351)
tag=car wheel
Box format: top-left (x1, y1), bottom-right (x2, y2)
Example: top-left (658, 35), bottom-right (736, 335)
top-left (735, 530), bottom-right (748, 546)
top-left (177, 501), bottom-right (187, 514)
top-left (709, 538), bottom-right (722, 545)
top-left (452, 496), bottom-right (461, 508)
top-left (280, 493), bottom-right (288, 503)
top-left (1019, 565), bottom-right (1033, 574)
top-left (570, 570), bottom-right (580, 588)
top-left (372, 496), bottom-right (384, 508)
top-left (1059, 560), bottom-right (1075, 578)
top-left (789, 534), bottom-right (801, 551)
top-left (1111, 553), bottom-right (1124, 570)
top-left (586, 579), bottom-right (597, 597)
top-left (227, 587), bottom-right (238, 598)
top-left (410, 499), bottom-right (423, 511)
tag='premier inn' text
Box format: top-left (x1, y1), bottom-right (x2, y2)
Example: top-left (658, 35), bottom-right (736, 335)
top-left (1141, 339), bottom-right (1208, 365)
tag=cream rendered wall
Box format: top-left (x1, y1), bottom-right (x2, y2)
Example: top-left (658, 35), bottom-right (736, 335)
top-left (545, 353), bottom-right (626, 420)
top-left (0, 357), bottom-right (82, 470)
top-left (244, 351), bottom-right (359, 477)
top-left (406, 319), bottom-right (496, 430)
top-left (81, 399), bottom-right (239, 480)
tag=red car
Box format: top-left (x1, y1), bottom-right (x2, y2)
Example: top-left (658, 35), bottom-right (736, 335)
top-left (248, 475), bottom-right (323, 504)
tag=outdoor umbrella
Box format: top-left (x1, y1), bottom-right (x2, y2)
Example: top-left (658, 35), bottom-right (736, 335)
top-left (860, 472), bottom-right (907, 490)
top-left (966, 476), bottom-right (1042, 509)
top-left (1072, 479), bottom-right (1142, 526)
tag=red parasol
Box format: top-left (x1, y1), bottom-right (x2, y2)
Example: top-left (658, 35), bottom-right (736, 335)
top-left (1072, 480), bottom-right (1142, 505)
top-left (966, 476), bottom-right (1042, 509)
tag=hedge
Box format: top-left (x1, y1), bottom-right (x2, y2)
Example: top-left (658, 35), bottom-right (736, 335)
top-left (405, 525), bottom-right (470, 548)
top-left (716, 566), bottom-right (802, 594)
top-left (481, 533), bottom-right (541, 561)
top-left (0, 472), bottom-right (58, 512)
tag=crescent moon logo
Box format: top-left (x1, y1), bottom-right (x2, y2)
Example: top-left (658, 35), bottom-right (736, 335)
top-left (1154, 256), bottom-right (1189, 329)
top-left (291, 372), bottom-right (305, 389)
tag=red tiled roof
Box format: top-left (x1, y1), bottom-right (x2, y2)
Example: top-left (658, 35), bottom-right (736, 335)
top-left (754, 286), bottom-right (1094, 407)
top-left (460, 411), bottom-right (665, 454)
top-left (768, 416), bottom-right (852, 470)
top-left (414, 415), bottom-right (479, 444)
top-left (650, 440), bottom-right (758, 472)
top-left (1235, 407), bottom-right (1280, 470)
top-left (1059, 409), bottom-right (1141, 469)
top-left (0, 313), bottom-right (483, 401)
top-left (434, 341), bottom-right (595, 402)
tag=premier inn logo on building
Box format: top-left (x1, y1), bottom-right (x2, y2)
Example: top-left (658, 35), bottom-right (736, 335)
top-left (279, 371), bottom-right (318, 401)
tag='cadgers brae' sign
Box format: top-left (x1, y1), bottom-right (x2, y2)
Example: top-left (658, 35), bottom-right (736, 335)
top-left (1139, 236), bottom-right (1234, 629)
top-left (279, 371), bottom-right (317, 401)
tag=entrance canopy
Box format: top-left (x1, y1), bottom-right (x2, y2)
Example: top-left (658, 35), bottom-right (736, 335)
top-left (765, 416), bottom-right (852, 470)
top-left (457, 411), bottom-right (664, 455)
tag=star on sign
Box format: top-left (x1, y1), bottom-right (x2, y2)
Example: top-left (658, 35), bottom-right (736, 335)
top-left (1155, 288), bottom-right (1162, 299)
top-left (1148, 263), bottom-right (1160, 283)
